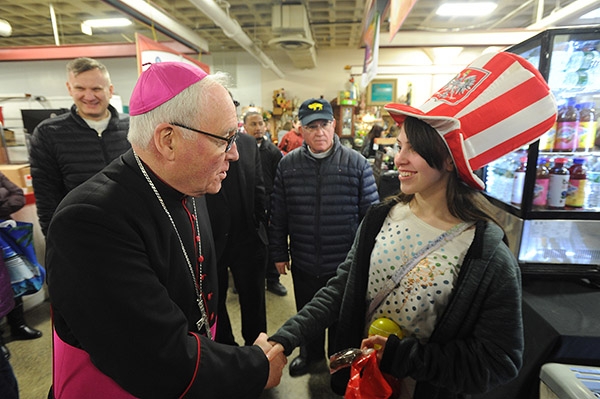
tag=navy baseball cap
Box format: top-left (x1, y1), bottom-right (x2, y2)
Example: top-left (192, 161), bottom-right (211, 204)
top-left (298, 98), bottom-right (334, 126)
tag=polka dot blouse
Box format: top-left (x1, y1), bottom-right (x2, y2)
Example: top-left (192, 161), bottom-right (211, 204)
top-left (365, 203), bottom-right (475, 342)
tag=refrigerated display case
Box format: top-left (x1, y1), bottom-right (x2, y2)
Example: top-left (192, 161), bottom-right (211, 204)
top-left (483, 26), bottom-right (600, 278)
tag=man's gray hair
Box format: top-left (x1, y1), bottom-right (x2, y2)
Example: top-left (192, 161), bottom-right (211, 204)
top-left (128, 71), bottom-right (231, 149)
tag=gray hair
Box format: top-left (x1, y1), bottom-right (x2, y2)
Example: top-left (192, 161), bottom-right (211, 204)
top-left (66, 57), bottom-right (111, 82)
top-left (128, 71), bottom-right (230, 149)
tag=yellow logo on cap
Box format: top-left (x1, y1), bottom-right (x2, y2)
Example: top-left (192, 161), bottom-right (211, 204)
top-left (308, 102), bottom-right (323, 111)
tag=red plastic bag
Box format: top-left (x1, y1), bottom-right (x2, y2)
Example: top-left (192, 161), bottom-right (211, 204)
top-left (344, 349), bottom-right (393, 399)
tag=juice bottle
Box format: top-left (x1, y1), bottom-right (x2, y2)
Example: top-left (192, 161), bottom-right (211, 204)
top-left (577, 102), bottom-right (596, 151)
top-left (539, 123), bottom-right (556, 151)
top-left (547, 158), bottom-right (570, 209)
top-left (533, 157), bottom-right (549, 207)
top-left (566, 158), bottom-right (587, 208)
top-left (511, 157), bottom-right (527, 205)
top-left (554, 100), bottom-right (579, 152)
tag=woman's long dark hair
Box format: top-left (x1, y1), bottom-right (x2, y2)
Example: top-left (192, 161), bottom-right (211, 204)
top-left (390, 117), bottom-right (503, 228)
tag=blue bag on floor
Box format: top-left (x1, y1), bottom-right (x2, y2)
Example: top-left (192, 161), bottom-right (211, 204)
top-left (0, 220), bottom-right (45, 298)
top-left (0, 256), bottom-right (15, 318)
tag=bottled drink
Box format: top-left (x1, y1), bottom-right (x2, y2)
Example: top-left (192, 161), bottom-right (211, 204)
top-left (554, 101), bottom-right (579, 152)
top-left (511, 157), bottom-right (527, 205)
top-left (585, 158), bottom-right (600, 209)
top-left (577, 102), bottom-right (596, 151)
top-left (539, 124), bottom-right (556, 151)
top-left (565, 158), bottom-right (587, 208)
top-left (533, 157), bottom-right (550, 207)
top-left (547, 158), bottom-right (570, 209)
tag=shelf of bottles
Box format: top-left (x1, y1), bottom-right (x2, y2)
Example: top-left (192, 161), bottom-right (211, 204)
top-left (485, 30), bottom-right (600, 218)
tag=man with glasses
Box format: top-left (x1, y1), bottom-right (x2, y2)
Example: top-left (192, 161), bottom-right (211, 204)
top-left (45, 62), bottom-right (286, 398)
top-left (269, 98), bottom-right (379, 377)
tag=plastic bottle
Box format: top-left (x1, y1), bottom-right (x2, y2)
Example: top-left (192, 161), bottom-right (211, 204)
top-left (577, 102), bottom-right (597, 151)
top-left (533, 157), bottom-right (550, 208)
top-left (547, 158), bottom-right (570, 209)
top-left (511, 157), bottom-right (527, 205)
top-left (565, 158), bottom-right (587, 208)
top-left (539, 123), bottom-right (555, 151)
top-left (554, 100), bottom-right (579, 152)
top-left (585, 158), bottom-right (600, 209)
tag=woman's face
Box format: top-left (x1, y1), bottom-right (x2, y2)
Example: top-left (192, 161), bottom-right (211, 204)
top-left (394, 126), bottom-right (452, 197)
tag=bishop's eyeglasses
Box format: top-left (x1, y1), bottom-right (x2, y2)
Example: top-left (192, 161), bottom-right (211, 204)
top-left (171, 122), bottom-right (238, 152)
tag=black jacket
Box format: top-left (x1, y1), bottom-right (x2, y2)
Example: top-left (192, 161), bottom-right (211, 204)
top-left (29, 104), bottom-right (130, 236)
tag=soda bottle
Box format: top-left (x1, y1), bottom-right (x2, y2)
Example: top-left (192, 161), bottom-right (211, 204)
top-left (577, 102), bottom-right (596, 151)
top-left (566, 158), bottom-right (587, 208)
top-left (547, 158), bottom-right (570, 209)
top-left (554, 100), bottom-right (579, 152)
top-left (511, 157), bottom-right (527, 205)
top-left (533, 157), bottom-right (550, 208)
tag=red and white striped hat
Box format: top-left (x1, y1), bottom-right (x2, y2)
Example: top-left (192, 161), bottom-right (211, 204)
top-left (385, 52), bottom-right (557, 190)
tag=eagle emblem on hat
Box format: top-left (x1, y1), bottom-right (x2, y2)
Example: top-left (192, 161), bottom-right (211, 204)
top-left (434, 68), bottom-right (490, 105)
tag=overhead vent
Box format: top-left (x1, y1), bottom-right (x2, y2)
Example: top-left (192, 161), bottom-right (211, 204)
top-left (270, 4), bottom-right (317, 69)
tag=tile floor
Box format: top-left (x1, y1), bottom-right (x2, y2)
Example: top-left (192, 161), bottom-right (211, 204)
top-left (5, 273), bottom-right (343, 398)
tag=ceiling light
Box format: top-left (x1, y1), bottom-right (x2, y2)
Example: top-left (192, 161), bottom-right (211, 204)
top-left (436, 2), bottom-right (498, 17)
top-left (82, 18), bottom-right (132, 28)
top-left (0, 19), bottom-right (12, 37)
top-left (81, 18), bottom-right (132, 36)
top-left (580, 8), bottom-right (600, 19)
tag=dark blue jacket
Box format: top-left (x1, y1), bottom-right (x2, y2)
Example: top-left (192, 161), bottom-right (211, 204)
top-left (268, 135), bottom-right (379, 277)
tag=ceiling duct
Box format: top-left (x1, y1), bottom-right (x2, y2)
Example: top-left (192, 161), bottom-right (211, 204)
top-left (269, 4), bottom-right (317, 69)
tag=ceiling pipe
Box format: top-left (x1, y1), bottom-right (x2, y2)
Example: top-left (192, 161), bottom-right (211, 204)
top-left (186, 0), bottom-right (285, 78)
top-left (527, 0), bottom-right (600, 29)
top-left (102, 0), bottom-right (209, 54)
top-left (49, 4), bottom-right (60, 46)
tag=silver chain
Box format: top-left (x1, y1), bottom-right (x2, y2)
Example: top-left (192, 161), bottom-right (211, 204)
top-left (133, 151), bottom-right (212, 339)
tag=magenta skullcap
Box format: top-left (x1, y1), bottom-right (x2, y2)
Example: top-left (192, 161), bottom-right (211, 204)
top-left (129, 62), bottom-right (208, 116)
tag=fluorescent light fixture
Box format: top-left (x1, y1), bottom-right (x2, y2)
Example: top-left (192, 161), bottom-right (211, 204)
top-left (436, 2), bottom-right (498, 17)
top-left (580, 8), bottom-right (600, 19)
top-left (82, 18), bottom-right (132, 28)
top-left (81, 18), bottom-right (132, 36)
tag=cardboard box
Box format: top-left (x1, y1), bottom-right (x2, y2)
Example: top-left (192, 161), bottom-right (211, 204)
top-left (0, 164), bottom-right (33, 193)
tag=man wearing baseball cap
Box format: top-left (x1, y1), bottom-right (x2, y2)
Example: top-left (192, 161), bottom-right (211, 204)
top-left (269, 97), bottom-right (379, 376)
top-left (46, 62), bottom-right (286, 398)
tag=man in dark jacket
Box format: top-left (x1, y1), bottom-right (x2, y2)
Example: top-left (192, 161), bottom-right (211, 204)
top-left (206, 129), bottom-right (269, 346)
top-left (269, 98), bottom-right (379, 376)
top-left (243, 111), bottom-right (286, 296)
top-left (29, 57), bottom-right (130, 236)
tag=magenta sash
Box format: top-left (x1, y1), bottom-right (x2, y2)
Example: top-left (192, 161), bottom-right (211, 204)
top-left (52, 329), bottom-right (137, 398)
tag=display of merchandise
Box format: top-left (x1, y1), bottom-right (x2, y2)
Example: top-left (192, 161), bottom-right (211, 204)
top-left (479, 27), bottom-right (599, 277)
top-left (565, 158), bottom-right (587, 208)
top-left (547, 157), bottom-right (570, 209)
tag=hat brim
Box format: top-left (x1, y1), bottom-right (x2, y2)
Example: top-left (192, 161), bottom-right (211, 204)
top-left (385, 103), bottom-right (484, 190)
top-left (300, 113), bottom-right (334, 126)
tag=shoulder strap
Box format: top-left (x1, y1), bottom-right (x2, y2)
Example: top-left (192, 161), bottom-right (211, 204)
top-left (365, 222), bottom-right (474, 324)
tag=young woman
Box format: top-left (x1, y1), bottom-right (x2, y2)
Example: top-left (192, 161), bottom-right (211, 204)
top-left (269, 52), bottom-right (556, 399)
top-left (269, 116), bottom-right (523, 399)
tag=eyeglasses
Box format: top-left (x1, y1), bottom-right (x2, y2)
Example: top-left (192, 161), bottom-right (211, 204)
top-left (171, 122), bottom-right (238, 152)
top-left (303, 120), bottom-right (333, 133)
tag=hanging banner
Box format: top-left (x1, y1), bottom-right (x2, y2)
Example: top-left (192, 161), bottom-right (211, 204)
top-left (388, 0), bottom-right (417, 42)
top-left (361, 10), bottom-right (381, 90)
top-left (135, 33), bottom-right (210, 75)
